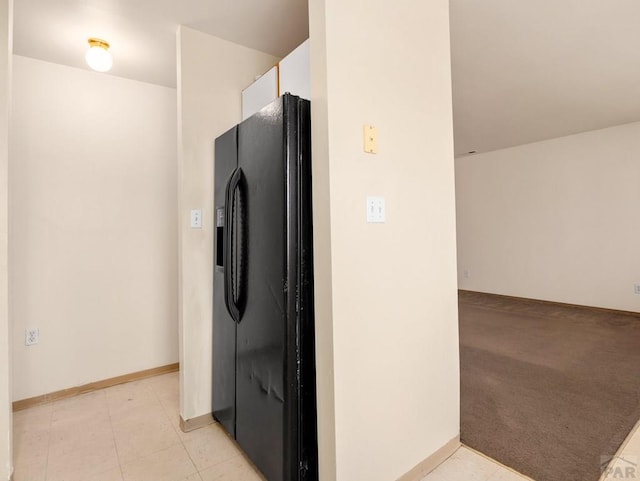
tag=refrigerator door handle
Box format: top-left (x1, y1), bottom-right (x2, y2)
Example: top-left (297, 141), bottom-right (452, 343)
top-left (224, 167), bottom-right (244, 323)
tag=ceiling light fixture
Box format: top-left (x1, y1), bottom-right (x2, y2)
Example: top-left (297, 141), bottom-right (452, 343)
top-left (85, 38), bottom-right (113, 72)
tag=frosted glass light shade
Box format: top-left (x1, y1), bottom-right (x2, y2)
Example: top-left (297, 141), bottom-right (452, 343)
top-left (85, 39), bottom-right (112, 72)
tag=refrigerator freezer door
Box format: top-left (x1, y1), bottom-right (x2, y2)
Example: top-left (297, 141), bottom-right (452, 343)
top-left (235, 98), bottom-right (289, 481)
top-left (235, 94), bottom-right (317, 481)
top-left (213, 126), bottom-right (239, 437)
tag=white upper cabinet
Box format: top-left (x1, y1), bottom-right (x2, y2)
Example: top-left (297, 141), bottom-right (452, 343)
top-left (241, 66), bottom-right (278, 120)
top-left (240, 39), bottom-right (310, 120)
top-left (278, 39), bottom-right (310, 100)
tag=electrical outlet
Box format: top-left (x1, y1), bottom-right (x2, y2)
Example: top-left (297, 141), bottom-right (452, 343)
top-left (634, 284), bottom-right (640, 295)
top-left (463, 269), bottom-right (471, 279)
top-left (25, 328), bottom-right (39, 346)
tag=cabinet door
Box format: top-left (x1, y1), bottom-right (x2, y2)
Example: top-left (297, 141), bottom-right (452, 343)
top-left (241, 66), bottom-right (278, 120)
top-left (278, 39), bottom-right (310, 100)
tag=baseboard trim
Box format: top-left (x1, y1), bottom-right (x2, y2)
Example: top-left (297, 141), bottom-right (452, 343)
top-left (180, 412), bottom-right (214, 432)
top-left (396, 435), bottom-right (460, 481)
top-left (458, 290), bottom-right (640, 317)
top-left (12, 362), bottom-right (179, 412)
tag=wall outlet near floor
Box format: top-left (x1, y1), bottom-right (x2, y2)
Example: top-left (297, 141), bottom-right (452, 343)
top-left (463, 269), bottom-right (471, 279)
top-left (25, 328), bottom-right (39, 346)
top-left (634, 284), bottom-right (640, 295)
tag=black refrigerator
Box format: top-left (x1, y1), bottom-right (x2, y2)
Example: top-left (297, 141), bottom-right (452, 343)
top-left (212, 93), bottom-right (318, 481)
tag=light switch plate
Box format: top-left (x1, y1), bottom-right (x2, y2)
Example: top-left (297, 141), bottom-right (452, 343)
top-left (25, 328), bottom-right (39, 346)
top-left (190, 209), bottom-right (202, 229)
top-left (364, 125), bottom-right (378, 154)
top-left (366, 196), bottom-right (385, 223)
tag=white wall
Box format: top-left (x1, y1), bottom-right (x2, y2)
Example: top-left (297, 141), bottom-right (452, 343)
top-left (309, 1), bottom-right (460, 480)
top-left (456, 121), bottom-right (640, 312)
top-left (176, 26), bottom-right (278, 421)
top-left (0, 1), bottom-right (12, 478)
top-left (10, 56), bottom-right (178, 400)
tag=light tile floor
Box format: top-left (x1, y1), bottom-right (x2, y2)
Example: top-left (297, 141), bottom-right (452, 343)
top-left (12, 371), bottom-right (640, 481)
top-left (13, 372), bottom-right (262, 481)
top-left (423, 421), bottom-right (640, 481)
top-left (421, 447), bottom-right (531, 481)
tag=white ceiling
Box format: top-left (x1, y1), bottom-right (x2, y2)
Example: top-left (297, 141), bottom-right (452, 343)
top-left (12, 1), bottom-right (640, 155)
top-left (450, 0), bottom-right (640, 155)
top-left (12, 0), bottom-right (308, 88)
